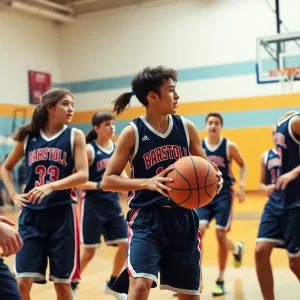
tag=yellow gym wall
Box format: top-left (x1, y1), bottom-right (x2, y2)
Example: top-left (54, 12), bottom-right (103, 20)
top-left (0, 93), bottom-right (299, 191)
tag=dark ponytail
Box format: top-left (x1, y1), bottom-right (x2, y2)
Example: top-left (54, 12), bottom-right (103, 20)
top-left (113, 92), bottom-right (134, 116)
top-left (113, 66), bottom-right (178, 116)
top-left (13, 88), bottom-right (73, 142)
top-left (86, 112), bottom-right (115, 143)
top-left (85, 129), bottom-right (98, 143)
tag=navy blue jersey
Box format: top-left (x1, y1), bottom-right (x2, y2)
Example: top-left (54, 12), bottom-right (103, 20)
top-left (263, 149), bottom-right (279, 185)
top-left (24, 126), bottom-right (77, 209)
top-left (270, 113), bottom-right (300, 208)
top-left (202, 137), bottom-right (235, 187)
top-left (128, 115), bottom-right (189, 208)
top-left (85, 140), bottom-right (119, 206)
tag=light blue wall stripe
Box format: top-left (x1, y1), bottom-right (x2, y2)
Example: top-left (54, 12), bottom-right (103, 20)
top-left (71, 107), bottom-right (300, 135)
top-left (53, 55), bottom-right (300, 94)
top-left (55, 61), bottom-right (257, 93)
top-left (1, 107), bottom-right (298, 160)
top-left (1, 107), bottom-right (298, 140)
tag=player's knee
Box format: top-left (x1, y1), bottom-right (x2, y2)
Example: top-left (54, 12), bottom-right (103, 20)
top-left (288, 257), bottom-right (300, 274)
top-left (17, 278), bottom-right (32, 295)
top-left (255, 242), bottom-right (271, 260)
top-left (118, 241), bottom-right (128, 251)
top-left (216, 229), bottom-right (226, 242)
top-left (130, 278), bottom-right (152, 298)
top-left (199, 223), bottom-right (207, 235)
top-left (54, 283), bottom-right (71, 296)
top-left (83, 247), bottom-right (96, 261)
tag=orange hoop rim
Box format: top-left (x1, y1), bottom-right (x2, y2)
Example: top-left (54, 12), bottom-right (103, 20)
top-left (269, 67), bottom-right (300, 78)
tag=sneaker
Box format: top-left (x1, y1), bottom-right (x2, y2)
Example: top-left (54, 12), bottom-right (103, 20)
top-left (102, 282), bottom-right (127, 300)
top-left (233, 241), bottom-right (245, 268)
top-left (212, 280), bottom-right (227, 297)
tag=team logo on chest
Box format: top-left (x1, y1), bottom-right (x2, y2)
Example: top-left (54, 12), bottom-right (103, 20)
top-left (97, 158), bottom-right (110, 172)
top-left (143, 145), bottom-right (188, 169)
top-left (28, 148), bottom-right (67, 166)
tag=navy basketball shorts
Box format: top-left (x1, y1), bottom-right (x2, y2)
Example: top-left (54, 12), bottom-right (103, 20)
top-left (127, 207), bottom-right (201, 295)
top-left (0, 258), bottom-right (21, 300)
top-left (196, 186), bottom-right (234, 231)
top-left (257, 201), bottom-right (300, 256)
top-left (80, 199), bottom-right (127, 247)
top-left (15, 204), bottom-right (80, 284)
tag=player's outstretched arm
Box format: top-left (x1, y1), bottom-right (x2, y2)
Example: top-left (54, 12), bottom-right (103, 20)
top-left (101, 125), bottom-right (173, 197)
top-left (0, 141), bottom-right (28, 208)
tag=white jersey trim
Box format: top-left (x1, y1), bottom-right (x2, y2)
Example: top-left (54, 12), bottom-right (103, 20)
top-left (180, 116), bottom-right (190, 150)
top-left (288, 115), bottom-right (300, 145)
top-left (40, 125), bottom-right (67, 142)
top-left (86, 143), bottom-right (95, 165)
top-left (129, 122), bottom-right (139, 161)
top-left (70, 128), bottom-right (76, 158)
top-left (140, 114), bottom-right (173, 139)
top-left (204, 136), bottom-right (224, 153)
top-left (23, 135), bottom-right (29, 153)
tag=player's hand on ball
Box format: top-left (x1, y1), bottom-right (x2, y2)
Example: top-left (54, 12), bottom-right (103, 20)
top-left (28, 184), bottom-right (54, 204)
top-left (12, 193), bottom-right (29, 208)
top-left (146, 166), bottom-right (174, 197)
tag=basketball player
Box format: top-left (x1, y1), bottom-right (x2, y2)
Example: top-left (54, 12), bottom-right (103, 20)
top-left (196, 112), bottom-right (246, 297)
top-left (73, 112), bottom-right (128, 300)
top-left (101, 66), bottom-right (223, 300)
top-left (255, 111), bottom-right (300, 300)
top-left (0, 88), bottom-right (88, 300)
top-left (0, 216), bottom-right (23, 300)
top-left (259, 126), bottom-right (278, 195)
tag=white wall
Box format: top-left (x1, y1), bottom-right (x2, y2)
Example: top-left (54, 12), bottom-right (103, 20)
top-left (59, 0), bottom-right (300, 111)
top-left (0, 10), bottom-right (61, 105)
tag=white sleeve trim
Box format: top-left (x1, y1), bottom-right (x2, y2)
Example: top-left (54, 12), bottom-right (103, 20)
top-left (86, 143), bottom-right (95, 165)
top-left (180, 116), bottom-right (190, 150)
top-left (23, 136), bottom-right (29, 153)
top-left (129, 122), bottom-right (139, 161)
top-left (263, 151), bottom-right (268, 166)
top-left (226, 139), bottom-right (233, 161)
top-left (288, 115), bottom-right (300, 145)
top-left (70, 128), bottom-right (76, 158)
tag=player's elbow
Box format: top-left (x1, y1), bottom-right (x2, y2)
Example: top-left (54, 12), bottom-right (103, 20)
top-left (78, 171), bottom-right (88, 185)
top-left (101, 177), bottom-right (109, 191)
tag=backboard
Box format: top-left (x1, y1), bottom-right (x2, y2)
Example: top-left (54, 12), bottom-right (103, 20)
top-left (256, 31), bottom-right (300, 85)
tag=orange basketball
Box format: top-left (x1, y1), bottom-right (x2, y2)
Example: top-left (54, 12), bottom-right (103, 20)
top-left (166, 156), bottom-right (219, 209)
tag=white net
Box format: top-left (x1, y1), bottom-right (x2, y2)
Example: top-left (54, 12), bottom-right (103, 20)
top-left (269, 67), bottom-right (300, 93)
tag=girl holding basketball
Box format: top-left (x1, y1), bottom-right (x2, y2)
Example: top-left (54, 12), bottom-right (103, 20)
top-left (102, 66), bottom-right (223, 300)
top-left (1, 88), bottom-right (88, 300)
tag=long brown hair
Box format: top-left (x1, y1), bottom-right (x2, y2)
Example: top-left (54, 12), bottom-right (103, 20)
top-left (113, 66), bottom-right (178, 116)
top-left (13, 88), bottom-right (73, 141)
top-left (86, 112), bottom-right (115, 143)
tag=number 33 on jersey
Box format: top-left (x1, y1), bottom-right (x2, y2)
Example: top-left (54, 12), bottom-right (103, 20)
top-left (24, 126), bottom-right (77, 208)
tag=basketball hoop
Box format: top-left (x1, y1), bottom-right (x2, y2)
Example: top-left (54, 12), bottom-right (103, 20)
top-left (269, 67), bottom-right (300, 92)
